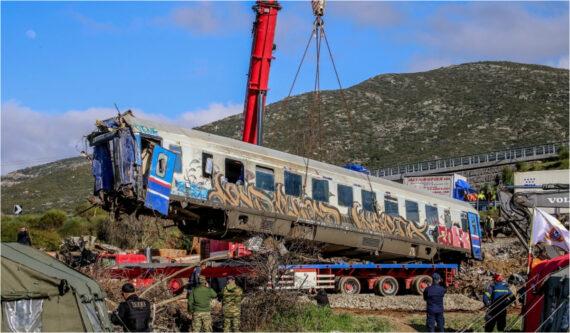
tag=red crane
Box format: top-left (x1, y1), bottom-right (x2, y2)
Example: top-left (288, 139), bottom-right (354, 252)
top-left (241, 0), bottom-right (281, 145)
top-left (202, 0), bottom-right (282, 260)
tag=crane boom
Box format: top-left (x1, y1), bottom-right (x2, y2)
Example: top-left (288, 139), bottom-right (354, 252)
top-left (242, 0), bottom-right (281, 145)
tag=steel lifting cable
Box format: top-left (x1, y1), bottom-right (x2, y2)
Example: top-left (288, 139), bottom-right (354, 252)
top-left (531, 300), bottom-right (568, 332)
top-left (502, 276), bottom-right (567, 333)
top-left (282, 23), bottom-right (317, 158)
top-left (312, 16), bottom-right (323, 159)
top-left (458, 271), bottom-right (546, 333)
top-left (502, 296), bottom-right (543, 332)
top-left (461, 273), bottom-right (540, 332)
top-left (458, 270), bottom-right (555, 333)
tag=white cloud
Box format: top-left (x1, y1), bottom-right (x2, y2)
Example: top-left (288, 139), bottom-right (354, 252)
top-left (0, 101), bottom-right (240, 173)
top-left (328, 2), bottom-right (404, 28)
top-left (180, 102), bottom-right (242, 128)
top-left (419, 3), bottom-right (569, 64)
top-left (25, 29), bottom-right (36, 39)
top-left (157, 3), bottom-right (248, 35)
top-left (70, 11), bottom-right (118, 33)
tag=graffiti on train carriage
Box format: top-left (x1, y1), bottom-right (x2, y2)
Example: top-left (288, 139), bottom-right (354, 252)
top-left (174, 172), bottom-right (435, 243)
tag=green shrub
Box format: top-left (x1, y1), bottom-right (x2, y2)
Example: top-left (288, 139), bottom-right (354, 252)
top-left (58, 217), bottom-right (94, 237)
top-left (38, 209), bottom-right (67, 229)
top-left (12, 214), bottom-right (42, 229)
top-left (92, 215), bottom-right (110, 241)
top-left (28, 229), bottom-right (61, 251)
top-left (1, 219), bottom-right (21, 243)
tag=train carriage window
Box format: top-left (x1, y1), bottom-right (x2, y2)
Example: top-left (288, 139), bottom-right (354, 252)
top-left (284, 171), bottom-right (302, 197)
top-left (256, 166), bottom-right (275, 192)
top-left (405, 200), bottom-right (420, 223)
top-left (426, 205), bottom-right (438, 225)
top-left (169, 145), bottom-right (183, 173)
top-left (156, 153), bottom-right (167, 177)
top-left (444, 209), bottom-right (452, 228)
top-left (460, 212), bottom-right (469, 232)
top-left (312, 179), bottom-right (329, 202)
top-left (337, 184), bottom-right (353, 207)
top-left (202, 153), bottom-right (213, 177)
top-left (225, 159), bottom-right (244, 184)
top-left (362, 190), bottom-right (376, 212)
top-left (384, 195), bottom-right (398, 216)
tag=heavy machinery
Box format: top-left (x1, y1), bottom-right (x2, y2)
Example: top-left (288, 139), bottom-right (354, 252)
top-left (86, 0), bottom-right (484, 295)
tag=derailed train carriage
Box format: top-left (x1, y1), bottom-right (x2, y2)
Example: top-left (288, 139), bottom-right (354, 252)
top-left (88, 112), bottom-right (483, 264)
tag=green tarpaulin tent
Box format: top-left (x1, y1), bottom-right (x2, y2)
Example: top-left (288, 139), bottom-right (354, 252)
top-left (1, 243), bottom-right (112, 332)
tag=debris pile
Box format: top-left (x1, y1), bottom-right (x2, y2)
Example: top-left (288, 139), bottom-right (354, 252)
top-left (452, 237), bottom-right (527, 298)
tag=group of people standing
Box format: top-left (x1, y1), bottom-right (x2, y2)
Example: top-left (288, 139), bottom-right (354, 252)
top-left (423, 272), bottom-right (515, 332)
top-left (111, 267), bottom-right (243, 332)
top-left (111, 266), bottom-right (516, 333)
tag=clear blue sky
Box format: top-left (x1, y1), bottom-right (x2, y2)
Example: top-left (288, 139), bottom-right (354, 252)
top-left (1, 1), bottom-right (568, 171)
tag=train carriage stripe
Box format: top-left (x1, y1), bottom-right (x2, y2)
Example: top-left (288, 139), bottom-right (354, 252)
top-left (147, 188), bottom-right (169, 200)
top-left (149, 175), bottom-right (172, 188)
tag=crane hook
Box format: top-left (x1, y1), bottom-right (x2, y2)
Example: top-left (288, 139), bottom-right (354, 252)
top-left (311, 0), bottom-right (326, 17)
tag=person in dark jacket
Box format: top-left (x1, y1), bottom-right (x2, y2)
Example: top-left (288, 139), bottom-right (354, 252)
top-left (111, 283), bottom-right (152, 332)
top-left (309, 288), bottom-right (330, 307)
top-left (423, 272), bottom-right (446, 332)
top-left (483, 274), bottom-right (514, 332)
top-left (16, 227), bottom-right (32, 246)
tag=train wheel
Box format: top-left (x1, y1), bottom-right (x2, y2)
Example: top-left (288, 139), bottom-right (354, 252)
top-left (338, 277), bottom-right (361, 294)
top-left (412, 275), bottom-right (432, 295)
top-left (375, 276), bottom-right (399, 296)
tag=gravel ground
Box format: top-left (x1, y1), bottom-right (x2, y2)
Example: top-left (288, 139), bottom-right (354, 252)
top-left (329, 294), bottom-right (482, 312)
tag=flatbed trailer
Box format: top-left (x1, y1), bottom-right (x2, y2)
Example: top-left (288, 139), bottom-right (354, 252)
top-left (199, 261), bottom-right (458, 296)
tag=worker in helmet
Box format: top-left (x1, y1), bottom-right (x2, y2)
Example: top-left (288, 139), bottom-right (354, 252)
top-left (483, 273), bottom-right (514, 332)
top-left (423, 272), bottom-right (446, 332)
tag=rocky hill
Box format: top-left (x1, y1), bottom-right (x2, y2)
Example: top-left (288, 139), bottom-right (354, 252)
top-left (200, 61), bottom-right (569, 168)
top-left (1, 157), bottom-right (92, 214)
top-left (2, 61), bottom-right (568, 213)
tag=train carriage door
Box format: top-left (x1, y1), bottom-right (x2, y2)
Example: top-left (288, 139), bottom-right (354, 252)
top-left (467, 212), bottom-right (482, 260)
top-left (144, 146), bottom-right (177, 215)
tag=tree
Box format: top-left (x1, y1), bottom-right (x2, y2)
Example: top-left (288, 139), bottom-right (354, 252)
top-left (501, 167), bottom-right (514, 186)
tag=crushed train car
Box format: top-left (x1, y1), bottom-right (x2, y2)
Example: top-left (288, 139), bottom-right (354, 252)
top-left (87, 112), bottom-right (483, 263)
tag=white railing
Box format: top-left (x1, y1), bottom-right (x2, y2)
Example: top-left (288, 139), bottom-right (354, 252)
top-left (376, 142), bottom-right (567, 180)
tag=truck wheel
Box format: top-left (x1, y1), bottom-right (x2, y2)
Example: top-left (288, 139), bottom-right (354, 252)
top-left (337, 276), bottom-right (361, 295)
top-left (412, 275), bottom-right (432, 295)
top-left (375, 276), bottom-right (399, 296)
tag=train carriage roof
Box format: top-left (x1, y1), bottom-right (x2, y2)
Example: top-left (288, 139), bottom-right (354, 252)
top-left (123, 114), bottom-right (476, 212)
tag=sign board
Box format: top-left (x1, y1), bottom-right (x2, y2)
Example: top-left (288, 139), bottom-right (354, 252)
top-left (527, 192), bottom-right (570, 208)
top-left (514, 170), bottom-right (570, 193)
top-left (13, 205), bottom-right (22, 215)
top-left (404, 176), bottom-right (454, 197)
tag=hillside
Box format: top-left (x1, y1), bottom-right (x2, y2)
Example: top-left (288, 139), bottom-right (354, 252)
top-left (2, 61), bottom-right (568, 214)
top-left (1, 157), bottom-right (92, 214)
top-left (200, 61), bottom-right (569, 168)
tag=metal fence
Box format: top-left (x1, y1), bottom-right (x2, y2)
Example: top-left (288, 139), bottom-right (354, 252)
top-left (376, 142), bottom-right (568, 180)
